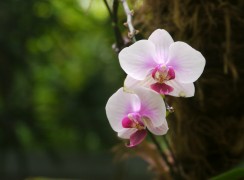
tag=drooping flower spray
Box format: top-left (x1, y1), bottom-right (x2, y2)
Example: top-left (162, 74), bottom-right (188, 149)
top-left (103, 0), bottom-right (205, 179)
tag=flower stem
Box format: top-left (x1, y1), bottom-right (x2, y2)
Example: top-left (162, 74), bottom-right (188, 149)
top-left (148, 132), bottom-right (177, 179)
top-left (121, 0), bottom-right (137, 42)
top-left (163, 135), bottom-right (184, 179)
top-left (103, 0), bottom-right (124, 52)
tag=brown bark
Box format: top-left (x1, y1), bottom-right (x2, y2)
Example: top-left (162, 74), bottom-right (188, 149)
top-left (133, 0), bottom-right (244, 179)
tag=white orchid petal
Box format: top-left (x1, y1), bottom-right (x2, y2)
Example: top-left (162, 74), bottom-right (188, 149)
top-left (124, 75), bottom-right (155, 92)
top-left (144, 118), bottom-right (169, 135)
top-left (119, 40), bottom-right (158, 80)
top-left (118, 128), bottom-right (137, 139)
top-left (148, 29), bottom-right (174, 63)
top-left (134, 87), bottom-right (166, 127)
top-left (167, 42), bottom-right (206, 83)
top-left (166, 81), bottom-right (195, 97)
top-left (105, 88), bottom-right (140, 132)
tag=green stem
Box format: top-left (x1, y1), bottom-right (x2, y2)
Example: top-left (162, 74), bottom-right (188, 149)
top-left (148, 132), bottom-right (176, 179)
top-left (103, 0), bottom-right (124, 52)
top-left (163, 135), bottom-right (183, 176)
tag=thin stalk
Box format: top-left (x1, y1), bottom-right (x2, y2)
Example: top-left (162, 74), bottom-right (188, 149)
top-left (121, 0), bottom-right (137, 42)
top-left (163, 135), bottom-right (177, 165)
top-left (103, 0), bottom-right (113, 18)
top-left (163, 135), bottom-right (183, 176)
top-left (148, 133), bottom-right (177, 179)
top-left (103, 0), bottom-right (124, 52)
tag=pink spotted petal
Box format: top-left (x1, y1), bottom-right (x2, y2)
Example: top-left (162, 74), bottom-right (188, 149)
top-left (148, 29), bottom-right (174, 64)
top-left (119, 40), bottom-right (158, 80)
top-left (166, 80), bottom-right (195, 97)
top-left (134, 87), bottom-right (166, 127)
top-left (144, 117), bottom-right (169, 135)
top-left (167, 42), bottom-right (206, 83)
top-left (126, 130), bottom-right (147, 147)
top-left (105, 88), bottom-right (140, 132)
top-left (150, 83), bottom-right (174, 95)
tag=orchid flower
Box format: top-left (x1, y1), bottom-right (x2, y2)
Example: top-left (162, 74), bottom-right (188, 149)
top-left (119, 29), bottom-right (206, 97)
top-left (105, 87), bottom-right (168, 147)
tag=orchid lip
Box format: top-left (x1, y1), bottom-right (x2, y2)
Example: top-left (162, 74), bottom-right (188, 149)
top-left (122, 113), bottom-right (146, 130)
top-left (122, 113), bottom-right (148, 148)
top-left (150, 83), bottom-right (174, 95)
top-left (126, 129), bottom-right (147, 148)
top-left (152, 65), bottom-right (175, 83)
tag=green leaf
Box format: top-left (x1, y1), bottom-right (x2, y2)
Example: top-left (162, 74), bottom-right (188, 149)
top-left (210, 167), bottom-right (244, 180)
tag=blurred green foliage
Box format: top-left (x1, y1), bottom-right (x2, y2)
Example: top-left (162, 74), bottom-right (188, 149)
top-left (0, 0), bottom-right (124, 153)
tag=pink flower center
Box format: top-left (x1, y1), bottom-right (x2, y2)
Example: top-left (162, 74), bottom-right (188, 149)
top-left (122, 113), bottom-right (145, 130)
top-left (152, 65), bottom-right (175, 83)
top-left (150, 65), bottom-right (175, 94)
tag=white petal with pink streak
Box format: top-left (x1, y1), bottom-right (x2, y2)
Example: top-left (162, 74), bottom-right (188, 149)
top-left (167, 42), bottom-right (205, 83)
top-left (105, 88), bottom-right (140, 132)
top-left (166, 80), bottom-right (195, 97)
top-left (148, 29), bottom-right (174, 64)
top-left (134, 87), bottom-right (166, 127)
top-left (144, 118), bottom-right (168, 135)
top-left (119, 40), bottom-right (158, 80)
